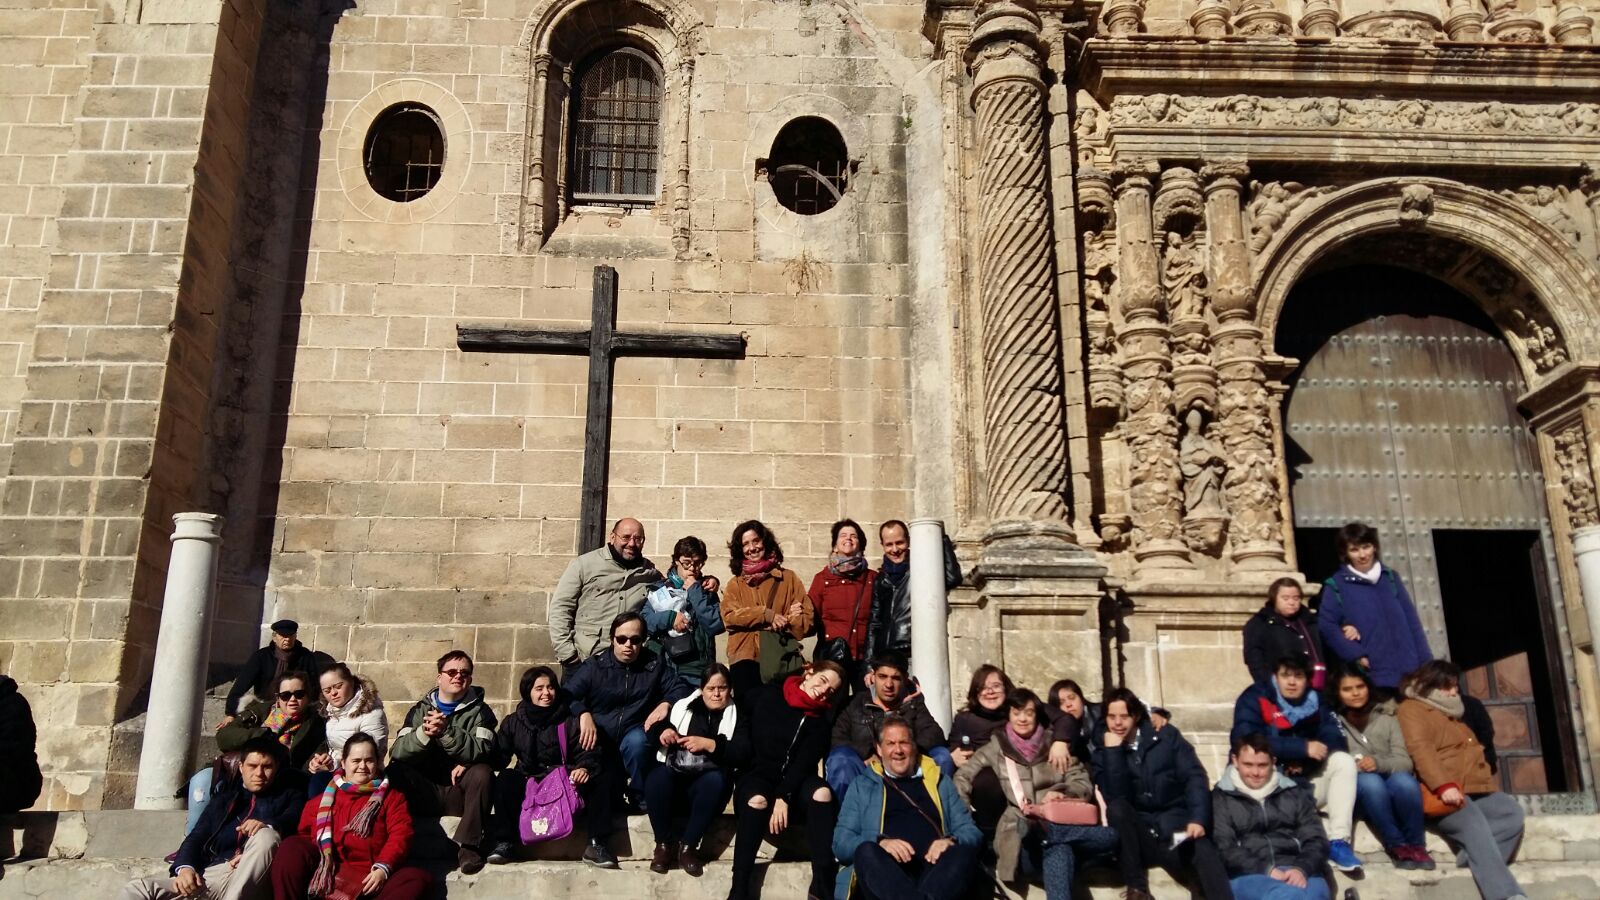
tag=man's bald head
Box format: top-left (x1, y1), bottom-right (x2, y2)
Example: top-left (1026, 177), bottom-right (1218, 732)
top-left (609, 518), bottom-right (646, 560)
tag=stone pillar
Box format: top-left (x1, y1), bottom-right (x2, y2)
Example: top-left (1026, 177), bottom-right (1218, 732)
top-left (910, 518), bottom-right (954, 732)
top-left (670, 57), bottom-right (694, 256)
top-left (133, 513), bottom-right (224, 810)
top-left (1114, 162), bottom-right (1190, 572)
top-left (965, 0), bottom-right (1074, 548)
top-left (1581, 166), bottom-right (1600, 263)
top-left (1204, 163), bottom-right (1287, 570)
top-left (1574, 527), bottom-right (1600, 687)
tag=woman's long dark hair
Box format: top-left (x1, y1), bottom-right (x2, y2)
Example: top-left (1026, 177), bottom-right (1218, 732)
top-left (728, 519), bottom-right (782, 575)
top-left (519, 665), bottom-right (559, 704)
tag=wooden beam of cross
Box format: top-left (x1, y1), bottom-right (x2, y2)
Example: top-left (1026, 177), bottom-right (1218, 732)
top-left (456, 264), bottom-right (747, 552)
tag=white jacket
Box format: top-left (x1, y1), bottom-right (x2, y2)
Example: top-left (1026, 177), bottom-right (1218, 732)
top-left (323, 678), bottom-right (389, 767)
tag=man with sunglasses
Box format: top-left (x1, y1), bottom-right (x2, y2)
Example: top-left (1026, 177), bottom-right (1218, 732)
top-left (549, 517), bottom-right (662, 678)
top-left (566, 613), bottom-right (692, 824)
top-left (183, 670), bottom-right (324, 836)
top-left (389, 650), bottom-right (499, 874)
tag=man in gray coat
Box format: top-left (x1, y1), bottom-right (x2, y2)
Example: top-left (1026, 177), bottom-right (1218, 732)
top-left (1213, 733), bottom-right (1331, 900)
top-left (549, 517), bottom-right (661, 675)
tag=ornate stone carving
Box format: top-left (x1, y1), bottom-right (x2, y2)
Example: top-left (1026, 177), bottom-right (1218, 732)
top-left (1245, 181), bottom-right (1329, 255)
top-left (1102, 0), bottom-right (1147, 35)
top-left (1398, 183), bottom-right (1435, 228)
top-left (671, 57), bottom-right (694, 256)
top-left (966, 0), bottom-right (1074, 530)
top-left (1554, 425), bottom-right (1599, 530)
top-left (1180, 408), bottom-right (1227, 554)
top-left (1508, 307), bottom-right (1570, 372)
top-left (1553, 0), bottom-right (1595, 44)
top-left (1114, 165), bottom-right (1190, 571)
top-left (1234, 0), bottom-right (1293, 37)
top-left (1501, 185), bottom-right (1584, 247)
top-left (1299, 0), bottom-right (1341, 37)
top-left (1487, 0), bottom-right (1546, 42)
top-left (1341, 10), bottom-right (1442, 40)
top-left (1580, 165), bottom-right (1600, 263)
top-left (1164, 231), bottom-right (1207, 322)
top-left (1074, 105), bottom-right (1104, 168)
top-left (1444, 0), bottom-right (1487, 39)
top-left (1191, 0), bottom-right (1232, 37)
top-left (1081, 183), bottom-right (1124, 415)
top-left (1109, 95), bottom-right (1600, 137)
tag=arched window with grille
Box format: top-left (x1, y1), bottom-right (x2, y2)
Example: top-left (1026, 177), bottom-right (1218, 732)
top-left (569, 47), bottom-right (663, 205)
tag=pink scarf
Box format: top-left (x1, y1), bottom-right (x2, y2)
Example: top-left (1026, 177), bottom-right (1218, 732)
top-left (742, 557), bottom-right (778, 587)
top-left (1006, 723), bottom-right (1048, 764)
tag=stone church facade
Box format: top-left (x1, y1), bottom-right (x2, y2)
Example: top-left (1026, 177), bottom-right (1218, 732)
top-left (2, 0), bottom-right (1599, 813)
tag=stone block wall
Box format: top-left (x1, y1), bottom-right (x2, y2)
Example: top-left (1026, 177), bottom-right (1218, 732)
top-left (260, 0), bottom-right (928, 718)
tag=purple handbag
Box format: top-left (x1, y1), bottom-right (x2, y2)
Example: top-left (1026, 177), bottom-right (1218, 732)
top-left (518, 721), bottom-right (585, 843)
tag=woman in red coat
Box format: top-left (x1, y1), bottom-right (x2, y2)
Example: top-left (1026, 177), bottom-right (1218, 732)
top-left (270, 733), bottom-right (432, 899)
top-left (807, 518), bottom-right (876, 688)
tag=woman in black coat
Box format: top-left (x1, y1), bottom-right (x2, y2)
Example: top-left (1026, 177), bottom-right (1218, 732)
top-left (643, 664), bottom-right (752, 877)
top-left (726, 661), bottom-right (847, 900)
top-left (486, 666), bottom-right (618, 868)
top-left (1242, 576), bottom-right (1328, 689)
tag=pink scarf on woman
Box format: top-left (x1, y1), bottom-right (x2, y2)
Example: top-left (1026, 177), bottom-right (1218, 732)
top-left (742, 557), bottom-right (778, 587)
top-left (1006, 723), bottom-right (1048, 764)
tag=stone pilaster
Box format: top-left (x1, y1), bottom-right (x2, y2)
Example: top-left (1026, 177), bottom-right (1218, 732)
top-left (1114, 162), bottom-right (1190, 572)
top-left (965, 0), bottom-right (1073, 541)
top-left (1204, 163), bottom-right (1288, 570)
top-left (1581, 166), bottom-right (1600, 264)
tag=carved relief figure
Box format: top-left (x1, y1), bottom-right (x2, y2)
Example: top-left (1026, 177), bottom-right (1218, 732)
top-left (1162, 231), bottom-right (1207, 321)
top-left (1180, 408), bottom-right (1225, 515)
top-left (1246, 181), bottom-right (1329, 254)
top-left (1398, 183), bottom-right (1435, 227)
top-left (1554, 426), bottom-right (1600, 530)
top-left (1503, 185), bottom-right (1584, 246)
top-left (1509, 307), bottom-right (1570, 372)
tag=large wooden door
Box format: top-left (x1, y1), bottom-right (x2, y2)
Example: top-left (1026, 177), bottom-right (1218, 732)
top-left (1279, 266), bottom-right (1580, 794)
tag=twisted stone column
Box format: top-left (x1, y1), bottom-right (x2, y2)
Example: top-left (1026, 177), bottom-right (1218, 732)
top-left (967, 0), bottom-right (1074, 544)
top-left (1204, 163), bottom-right (1287, 570)
top-left (1114, 162), bottom-right (1190, 571)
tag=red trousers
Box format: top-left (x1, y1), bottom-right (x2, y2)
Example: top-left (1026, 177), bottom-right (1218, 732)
top-left (268, 834), bottom-right (433, 900)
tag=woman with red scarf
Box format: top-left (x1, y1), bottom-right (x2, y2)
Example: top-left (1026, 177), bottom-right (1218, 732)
top-left (720, 519), bottom-right (814, 699)
top-left (726, 661), bottom-right (847, 900)
top-left (807, 519), bottom-right (877, 690)
top-left (269, 734), bottom-right (432, 900)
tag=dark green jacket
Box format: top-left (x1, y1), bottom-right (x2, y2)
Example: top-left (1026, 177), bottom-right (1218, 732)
top-left (390, 687), bottom-right (498, 783)
top-left (216, 698), bottom-right (326, 772)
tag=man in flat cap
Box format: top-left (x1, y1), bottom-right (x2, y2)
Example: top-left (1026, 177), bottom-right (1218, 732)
top-left (217, 620), bottom-right (325, 729)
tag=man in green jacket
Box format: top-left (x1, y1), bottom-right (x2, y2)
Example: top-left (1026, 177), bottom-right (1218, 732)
top-left (548, 517), bottom-right (661, 676)
top-left (389, 650), bottom-right (498, 873)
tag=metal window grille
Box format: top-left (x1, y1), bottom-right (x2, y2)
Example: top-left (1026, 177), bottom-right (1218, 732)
top-left (766, 117), bottom-right (850, 216)
top-left (363, 105), bottom-right (445, 203)
top-left (571, 48), bottom-right (662, 204)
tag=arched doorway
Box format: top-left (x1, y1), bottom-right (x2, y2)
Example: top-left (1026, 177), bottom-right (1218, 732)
top-left (1279, 264), bottom-right (1581, 795)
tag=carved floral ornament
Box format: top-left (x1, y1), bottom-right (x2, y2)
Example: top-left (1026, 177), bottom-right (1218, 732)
top-left (1110, 95), bottom-right (1600, 136)
top-left (1553, 423), bottom-right (1600, 531)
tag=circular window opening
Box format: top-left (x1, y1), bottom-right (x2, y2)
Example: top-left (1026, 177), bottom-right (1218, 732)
top-left (761, 116), bottom-right (852, 215)
top-left (363, 104), bottom-right (445, 202)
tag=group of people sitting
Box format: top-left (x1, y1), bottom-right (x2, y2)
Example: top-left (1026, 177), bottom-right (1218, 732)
top-left (116, 518), bottom-right (1530, 900)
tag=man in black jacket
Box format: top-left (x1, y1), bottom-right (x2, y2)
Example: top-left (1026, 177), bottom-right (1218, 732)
top-left (864, 521), bottom-right (962, 664)
top-left (1214, 733), bottom-right (1331, 900)
top-left (219, 620), bottom-right (323, 725)
top-left (825, 652), bottom-right (951, 801)
top-left (1093, 688), bottom-right (1234, 900)
top-left (119, 738), bottom-right (305, 900)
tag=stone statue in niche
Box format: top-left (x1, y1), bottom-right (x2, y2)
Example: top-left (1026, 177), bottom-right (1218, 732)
top-left (1163, 230), bottom-right (1207, 321)
top-left (1180, 407), bottom-right (1228, 553)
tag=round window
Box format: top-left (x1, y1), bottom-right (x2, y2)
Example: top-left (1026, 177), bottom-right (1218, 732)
top-left (762, 117), bottom-right (851, 215)
top-left (363, 104), bottom-right (445, 202)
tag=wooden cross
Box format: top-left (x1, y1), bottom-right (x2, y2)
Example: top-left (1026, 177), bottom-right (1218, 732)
top-left (456, 264), bottom-right (747, 552)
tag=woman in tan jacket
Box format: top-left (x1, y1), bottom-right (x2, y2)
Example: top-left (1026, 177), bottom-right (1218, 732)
top-left (719, 519), bottom-right (813, 699)
top-left (955, 689), bottom-right (1115, 900)
top-left (1396, 661), bottom-right (1527, 900)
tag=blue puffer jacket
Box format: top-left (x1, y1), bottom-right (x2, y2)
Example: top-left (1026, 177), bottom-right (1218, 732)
top-left (1317, 565), bottom-right (1432, 689)
top-left (832, 755), bottom-right (982, 899)
top-left (1229, 681), bottom-right (1347, 777)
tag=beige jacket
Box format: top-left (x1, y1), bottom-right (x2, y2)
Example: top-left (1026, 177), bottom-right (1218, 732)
top-left (956, 731), bottom-right (1093, 882)
top-left (548, 546), bottom-right (660, 662)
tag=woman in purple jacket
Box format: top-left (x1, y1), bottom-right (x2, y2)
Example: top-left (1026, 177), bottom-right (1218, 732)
top-left (1317, 523), bottom-right (1433, 694)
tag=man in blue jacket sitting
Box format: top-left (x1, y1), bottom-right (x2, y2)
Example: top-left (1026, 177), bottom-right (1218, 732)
top-left (1230, 656), bottom-right (1362, 874)
top-left (833, 715), bottom-right (981, 900)
top-left (119, 737), bottom-right (306, 900)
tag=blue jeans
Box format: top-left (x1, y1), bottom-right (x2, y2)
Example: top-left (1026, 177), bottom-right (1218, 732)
top-left (185, 768), bottom-right (213, 834)
top-left (616, 725), bottom-right (653, 797)
top-left (1021, 823), bottom-right (1119, 900)
top-left (1231, 873), bottom-right (1332, 900)
top-left (826, 746), bottom-right (955, 802)
top-left (1354, 770), bottom-right (1425, 848)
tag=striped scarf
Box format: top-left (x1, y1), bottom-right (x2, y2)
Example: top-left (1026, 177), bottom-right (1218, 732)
top-left (307, 772), bottom-right (388, 898)
top-left (261, 706), bottom-right (304, 747)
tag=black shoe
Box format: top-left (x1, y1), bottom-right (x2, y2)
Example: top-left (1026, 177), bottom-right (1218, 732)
top-left (487, 841), bottom-right (515, 865)
top-left (680, 843), bottom-right (704, 877)
top-left (583, 840), bottom-right (620, 869)
top-left (457, 845), bottom-right (486, 875)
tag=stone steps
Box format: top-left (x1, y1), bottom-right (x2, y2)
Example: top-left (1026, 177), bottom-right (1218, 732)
top-left (6, 811), bottom-right (1600, 899)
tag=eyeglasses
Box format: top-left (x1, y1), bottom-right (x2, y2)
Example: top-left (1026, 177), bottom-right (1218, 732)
top-left (277, 690), bottom-right (307, 701)
top-left (614, 634), bottom-right (645, 647)
top-left (441, 668), bottom-right (473, 679)
top-left (677, 557), bottom-right (705, 568)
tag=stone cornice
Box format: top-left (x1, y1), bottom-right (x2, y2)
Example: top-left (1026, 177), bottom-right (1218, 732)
top-left (1078, 37), bottom-right (1600, 100)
